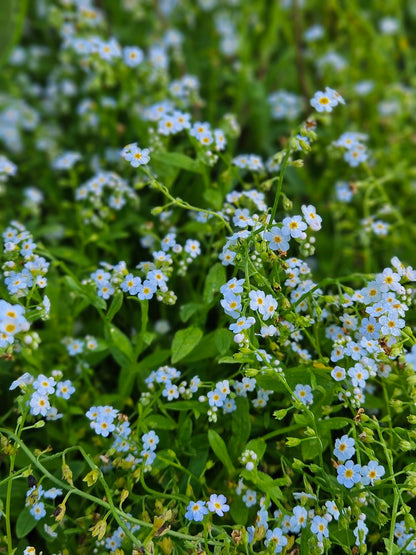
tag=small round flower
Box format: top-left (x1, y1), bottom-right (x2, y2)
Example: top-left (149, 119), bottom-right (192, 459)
top-left (44, 487), bottom-right (63, 499)
top-left (293, 384), bottom-right (313, 406)
top-left (360, 460), bottom-right (385, 486)
top-left (325, 500), bottom-right (340, 521)
top-left (242, 489), bottom-right (257, 508)
top-left (282, 216), bottom-right (307, 239)
top-left (29, 392), bottom-right (51, 417)
top-left (331, 366), bottom-right (346, 381)
top-left (56, 380), bottom-right (75, 400)
top-left (311, 515), bottom-right (329, 541)
top-left (142, 431), bottom-right (159, 451)
top-left (33, 374), bottom-right (56, 395)
top-left (265, 527), bottom-right (288, 553)
top-left (333, 435), bottom-right (355, 461)
top-left (207, 494), bottom-right (230, 516)
top-left (185, 500), bottom-right (209, 522)
top-left (264, 226), bottom-right (291, 252)
top-left (30, 502), bottom-right (46, 520)
top-left (337, 460), bottom-right (362, 488)
top-left (290, 505), bottom-right (308, 533)
top-left (301, 204), bottom-right (322, 231)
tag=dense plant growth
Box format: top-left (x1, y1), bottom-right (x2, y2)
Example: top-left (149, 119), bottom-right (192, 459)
top-left (1, 1), bottom-right (416, 554)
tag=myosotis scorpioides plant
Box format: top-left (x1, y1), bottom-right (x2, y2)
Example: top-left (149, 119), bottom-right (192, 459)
top-left (2, 2), bottom-right (416, 554)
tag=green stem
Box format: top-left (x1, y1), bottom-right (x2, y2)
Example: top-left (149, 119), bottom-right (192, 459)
top-left (134, 299), bottom-right (149, 357)
top-left (142, 168), bottom-right (233, 234)
top-left (269, 147), bottom-right (292, 225)
top-left (373, 419), bottom-right (401, 555)
top-left (5, 409), bottom-right (28, 554)
top-left (0, 428), bottom-right (217, 546)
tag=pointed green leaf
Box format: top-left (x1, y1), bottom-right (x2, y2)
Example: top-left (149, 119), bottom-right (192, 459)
top-left (16, 507), bottom-right (37, 538)
top-left (203, 263), bottom-right (226, 303)
top-left (208, 429), bottom-right (235, 476)
top-left (151, 151), bottom-right (202, 173)
top-left (106, 291), bottom-right (123, 322)
top-left (171, 326), bottom-right (203, 363)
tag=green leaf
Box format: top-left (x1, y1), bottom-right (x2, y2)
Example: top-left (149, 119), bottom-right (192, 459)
top-left (171, 326), bottom-right (203, 364)
top-left (0, 0), bottom-right (28, 68)
top-left (229, 397), bottom-right (251, 461)
top-left (106, 291), bottom-right (123, 322)
top-left (151, 151), bottom-right (202, 173)
top-left (63, 275), bottom-right (85, 296)
top-left (144, 414), bottom-right (176, 430)
top-left (245, 438), bottom-right (267, 460)
top-left (181, 331), bottom-right (218, 363)
top-left (301, 438), bottom-right (322, 461)
top-left (318, 417), bottom-right (351, 432)
top-left (16, 507), bottom-right (37, 538)
top-left (218, 356), bottom-right (242, 364)
top-left (208, 429), bottom-right (235, 476)
top-left (241, 469), bottom-right (283, 505)
top-left (203, 263), bottom-right (226, 303)
top-left (179, 302), bottom-right (203, 323)
top-left (229, 494), bottom-right (248, 525)
top-left (214, 328), bottom-right (232, 355)
top-left (105, 324), bottom-right (134, 367)
top-left (135, 348), bottom-right (171, 375)
top-left (203, 188), bottom-right (223, 210)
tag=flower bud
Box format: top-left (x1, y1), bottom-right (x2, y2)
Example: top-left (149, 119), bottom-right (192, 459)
top-left (62, 463), bottom-right (73, 486)
top-left (83, 469), bottom-right (99, 487)
top-left (286, 437), bottom-right (301, 447)
top-left (89, 518), bottom-right (107, 541)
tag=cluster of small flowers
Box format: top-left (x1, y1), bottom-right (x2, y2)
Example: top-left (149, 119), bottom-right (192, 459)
top-left (25, 483), bottom-right (62, 522)
top-left (145, 365), bottom-right (201, 402)
top-left (75, 171), bottom-right (136, 219)
top-left (103, 522), bottom-right (141, 552)
top-left (86, 405), bottom-right (120, 437)
top-left (86, 405), bottom-right (159, 471)
top-left (268, 90), bottom-right (304, 121)
top-left (66, 35), bottom-right (122, 64)
top-left (240, 493), bottom-right (344, 551)
top-left (240, 448), bottom-right (258, 471)
top-left (185, 494), bottom-right (230, 522)
top-left (23, 187), bottom-right (44, 213)
top-left (89, 257), bottom-right (174, 303)
top-left (141, 101), bottom-right (227, 151)
top-left (219, 198), bottom-right (321, 269)
top-left (2, 221), bottom-right (50, 315)
top-left (315, 51), bottom-right (347, 72)
top-left (120, 143), bottom-right (151, 167)
top-left (333, 131), bottom-right (369, 167)
top-left (310, 87), bottom-right (345, 113)
top-left (52, 151), bottom-right (82, 171)
top-left (335, 181), bottom-right (356, 203)
top-left (304, 24), bottom-right (324, 42)
top-left (218, 190), bottom-right (268, 266)
top-left (62, 6), bottom-right (183, 75)
top-left (0, 300), bottom-right (30, 350)
top-left (395, 521), bottom-right (416, 552)
top-left (168, 74), bottom-right (200, 104)
top-left (10, 370), bottom-right (75, 420)
top-left (0, 99), bottom-right (39, 153)
top-left (361, 215), bottom-right (390, 237)
top-left (334, 435), bottom-right (385, 490)
top-left (232, 153), bottom-right (264, 171)
top-left (0, 154), bottom-right (17, 182)
top-left (214, 12), bottom-right (239, 56)
top-left (203, 377), bottom-right (273, 422)
top-left (220, 245), bottom-right (320, 344)
top-left (327, 258), bottom-right (416, 406)
top-left (89, 232), bottom-right (202, 303)
top-left (62, 335), bottom-right (98, 357)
